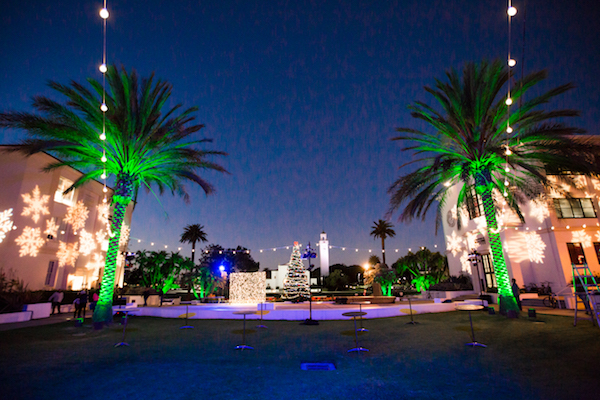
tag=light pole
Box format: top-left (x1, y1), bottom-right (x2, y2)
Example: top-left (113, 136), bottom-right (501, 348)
top-left (301, 242), bottom-right (318, 325)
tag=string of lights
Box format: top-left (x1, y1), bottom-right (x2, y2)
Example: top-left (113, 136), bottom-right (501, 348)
top-left (99, 2), bottom-right (112, 237)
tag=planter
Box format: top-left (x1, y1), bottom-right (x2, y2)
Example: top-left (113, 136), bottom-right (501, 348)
top-left (0, 311), bottom-right (32, 324)
top-left (23, 302), bottom-right (52, 319)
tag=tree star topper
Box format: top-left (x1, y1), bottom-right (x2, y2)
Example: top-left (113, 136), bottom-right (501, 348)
top-left (21, 185), bottom-right (50, 223)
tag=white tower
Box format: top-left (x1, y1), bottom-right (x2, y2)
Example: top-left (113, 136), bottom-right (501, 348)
top-left (319, 231), bottom-right (329, 278)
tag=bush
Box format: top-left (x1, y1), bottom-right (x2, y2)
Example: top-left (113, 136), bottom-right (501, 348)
top-left (429, 274), bottom-right (473, 291)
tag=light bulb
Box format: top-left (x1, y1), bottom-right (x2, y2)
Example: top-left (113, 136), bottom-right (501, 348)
top-left (505, 148), bottom-right (512, 156)
top-left (508, 59), bottom-right (516, 67)
top-left (103, 198), bottom-right (107, 203)
top-left (99, 133), bottom-right (106, 141)
top-left (101, 155), bottom-right (107, 162)
top-left (504, 180), bottom-right (509, 186)
top-left (506, 125), bottom-right (513, 133)
top-left (103, 187), bottom-right (108, 193)
top-left (99, 63), bottom-right (107, 73)
top-left (100, 8), bottom-right (109, 19)
top-left (507, 6), bottom-right (517, 17)
top-left (505, 97), bottom-right (513, 106)
top-left (503, 191), bottom-right (508, 197)
top-left (100, 103), bottom-right (108, 112)
top-left (101, 173), bottom-right (106, 179)
top-left (505, 167), bottom-right (510, 172)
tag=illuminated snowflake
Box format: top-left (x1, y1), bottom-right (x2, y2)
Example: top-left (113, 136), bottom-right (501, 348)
top-left (21, 185), bottom-right (50, 223)
top-left (97, 203), bottom-right (110, 223)
top-left (572, 230), bottom-right (592, 248)
top-left (497, 207), bottom-right (520, 226)
top-left (0, 208), bottom-right (14, 243)
top-left (119, 223), bottom-right (130, 247)
top-left (585, 192), bottom-right (594, 199)
top-left (465, 231), bottom-right (478, 250)
top-left (446, 231), bottom-right (464, 256)
top-left (506, 231), bottom-right (546, 264)
top-left (591, 178), bottom-right (600, 191)
top-left (44, 218), bottom-right (59, 238)
top-left (79, 229), bottom-right (96, 256)
top-left (63, 201), bottom-right (89, 232)
top-left (474, 216), bottom-right (487, 232)
top-left (573, 175), bottom-right (587, 189)
top-left (15, 226), bottom-right (46, 257)
top-left (57, 241), bottom-right (79, 267)
top-left (459, 206), bottom-right (469, 226)
top-left (529, 197), bottom-right (550, 223)
top-left (460, 251), bottom-right (471, 275)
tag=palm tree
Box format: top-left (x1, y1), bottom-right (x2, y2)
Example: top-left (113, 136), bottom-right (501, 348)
top-left (370, 219), bottom-right (396, 266)
top-left (180, 224), bottom-right (208, 263)
top-left (0, 66), bottom-right (227, 324)
top-left (387, 59), bottom-right (600, 313)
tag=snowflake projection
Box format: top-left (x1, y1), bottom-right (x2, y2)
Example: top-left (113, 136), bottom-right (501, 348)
top-left (15, 226), bottom-right (46, 257)
top-left (44, 218), bottom-right (59, 238)
top-left (97, 203), bottom-right (110, 224)
top-left (465, 231), bottom-right (478, 250)
top-left (506, 231), bottom-right (547, 264)
top-left (591, 178), bottom-right (600, 192)
top-left (460, 251), bottom-right (472, 275)
top-left (595, 231), bottom-right (600, 242)
top-left (79, 229), bottom-right (96, 256)
top-left (0, 208), bottom-right (14, 243)
top-left (446, 231), bottom-right (464, 256)
top-left (119, 223), bottom-right (130, 248)
top-left (474, 216), bottom-right (487, 232)
top-left (572, 175), bottom-right (587, 190)
top-left (497, 207), bottom-right (520, 227)
top-left (584, 192), bottom-right (594, 199)
top-left (572, 230), bottom-right (592, 248)
top-left (459, 206), bottom-right (469, 227)
top-left (529, 197), bottom-right (550, 223)
top-left (96, 230), bottom-right (107, 245)
top-left (21, 185), bottom-right (50, 223)
top-left (63, 201), bottom-right (89, 233)
top-left (57, 241), bottom-right (79, 267)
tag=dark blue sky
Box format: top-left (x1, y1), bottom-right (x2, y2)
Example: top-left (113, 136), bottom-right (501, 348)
top-left (2, 1), bottom-right (600, 269)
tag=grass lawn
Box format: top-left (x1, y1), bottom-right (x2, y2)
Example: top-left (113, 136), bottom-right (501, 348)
top-left (1, 311), bottom-right (599, 400)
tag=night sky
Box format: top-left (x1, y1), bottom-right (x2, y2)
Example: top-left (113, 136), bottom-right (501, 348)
top-left (2, 0), bottom-right (600, 269)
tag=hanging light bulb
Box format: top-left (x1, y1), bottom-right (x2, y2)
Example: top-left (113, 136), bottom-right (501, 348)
top-left (100, 103), bottom-right (108, 112)
top-left (505, 166), bottom-right (510, 172)
top-left (99, 63), bottom-right (108, 73)
top-left (103, 198), bottom-right (107, 203)
top-left (508, 59), bottom-right (516, 67)
top-left (507, 6), bottom-right (517, 17)
top-left (101, 155), bottom-right (107, 163)
top-left (101, 173), bottom-right (106, 179)
top-left (504, 180), bottom-right (509, 186)
top-left (506, 125), bottom-right (513, 133)
top-left (505, 147), bottom-right (512, 156)
top-left (503, 191), bottom-right (508, 197)
top-left (103, 187), bottom-right (108, 193)
top-left (100, 8), bottom-right (109, 19)
top-left (99, 133), bottom-right (106, 141)
top-left (505, 97), bottom-right (513, 106)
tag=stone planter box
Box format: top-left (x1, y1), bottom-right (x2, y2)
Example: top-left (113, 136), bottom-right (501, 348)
top-left (23, 302), bottom-right (52, 319)
top-left (0, 311), bottom-right (32, 324)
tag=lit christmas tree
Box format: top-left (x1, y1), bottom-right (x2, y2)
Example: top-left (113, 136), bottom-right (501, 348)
top-left (283, 242), bottom-right (310, 300)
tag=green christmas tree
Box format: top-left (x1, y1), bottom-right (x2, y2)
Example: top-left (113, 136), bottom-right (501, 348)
top-left (283, 242), bottom-right (310, 300)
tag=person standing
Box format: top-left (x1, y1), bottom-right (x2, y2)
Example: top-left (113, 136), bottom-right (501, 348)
top-left (76, 290), bottom-right (88, 319)
top-left (49, 290), bottom-right (63, 314)
top-left (511, 279), bottom-right (522, 311)
top-left (143, 288), bottom-right (150, 306)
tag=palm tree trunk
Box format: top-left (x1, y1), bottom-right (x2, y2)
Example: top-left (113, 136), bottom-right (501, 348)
top-left (381, 237), bottom-right (386, 266)
top-left (93, 174), bottom-right (133, 324)
top-left (475, 169), bottom-right (519, 313)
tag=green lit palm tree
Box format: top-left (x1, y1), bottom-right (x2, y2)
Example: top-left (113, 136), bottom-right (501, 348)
top-left (387, 60), bottom-right (600, 312)
top-left (180, 224), bottom-right (208, 263)
top-left (370, 219), bottom-right (396, 266)
top-left (0, 66), bottom-right (227, 324)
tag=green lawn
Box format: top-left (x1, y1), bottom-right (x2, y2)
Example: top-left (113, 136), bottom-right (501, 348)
top-left (1, 311), bottom-right (599, 400)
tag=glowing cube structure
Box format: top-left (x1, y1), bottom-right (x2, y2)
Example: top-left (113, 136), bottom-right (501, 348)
top-left (229, 272), bottom-right (266, 304)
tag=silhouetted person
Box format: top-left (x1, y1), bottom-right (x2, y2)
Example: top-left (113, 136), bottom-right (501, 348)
top-left (49, 290), bottom-right (63, 314)
top-left (511, 279), bottom-right (522, 311)
top-left (76, 290), bottom-right (88, 318)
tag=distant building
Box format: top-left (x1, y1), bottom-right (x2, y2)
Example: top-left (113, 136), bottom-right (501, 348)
top-left (0, 149), bottom-right (133, 291)
top-left (265, 264), bottom-right (315, 292)
top-left (441, 173), bottom-right (600, 307)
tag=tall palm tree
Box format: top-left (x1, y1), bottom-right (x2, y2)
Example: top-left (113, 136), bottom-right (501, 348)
top-left (0, 66), bottom-right (227, 324)
top-left (387, 59), bottom-right (600, 313)
top-left (370, 219), bottom-right (396, 266)
top-left (180, 224), bottom-right (208, 263)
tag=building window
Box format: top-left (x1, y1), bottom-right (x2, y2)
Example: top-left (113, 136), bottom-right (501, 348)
top-left (481, 254), bottom-right (497, 292)
top-left (44, 261), bottom-right (58, 287)
top-left (54, 177), bottom-right (75, 206)
top-left (465, 185), bottom-right (484, 219)
top-left (553, 198), bottom-right (596, 218)
top-left (566, 243), bottom-right (586, 265)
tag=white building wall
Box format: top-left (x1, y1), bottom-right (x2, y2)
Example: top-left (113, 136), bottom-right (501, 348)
top-left (318, 232), bottom-right (329, 278)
